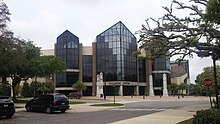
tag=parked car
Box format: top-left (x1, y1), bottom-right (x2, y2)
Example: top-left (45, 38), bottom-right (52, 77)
top-left (25, 93), bottom-right (69, 114)
top-left (0, 96), bottom-right (15, 118)
top-left (67, 92), bottom-right (82, 99)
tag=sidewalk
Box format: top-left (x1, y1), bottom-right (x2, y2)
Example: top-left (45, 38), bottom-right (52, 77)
top-left (110, 104), bottom-right (209, 124)
top-left (107, 96), bottom-right (210, 124)
top-left (15, 96), bottom-right (210, 124)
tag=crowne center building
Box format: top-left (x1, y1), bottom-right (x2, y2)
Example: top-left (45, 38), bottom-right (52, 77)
top-left (41, 21), bottom-right (189, 96)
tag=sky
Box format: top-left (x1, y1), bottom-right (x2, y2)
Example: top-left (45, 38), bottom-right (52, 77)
top-left (4, 0), bottom-right (220, 83)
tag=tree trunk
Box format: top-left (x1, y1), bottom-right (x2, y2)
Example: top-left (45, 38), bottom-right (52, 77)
top-left (11, 75), bottom-right (21, 101)
top-left (12, 84), bottom-right (16, 101)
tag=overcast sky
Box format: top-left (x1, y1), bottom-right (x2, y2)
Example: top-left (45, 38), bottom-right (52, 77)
top-left (4, 0), bottom-right (219, 83)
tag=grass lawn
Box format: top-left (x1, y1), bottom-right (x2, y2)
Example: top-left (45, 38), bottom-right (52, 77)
top-left (177, 118), bottom-right (193, 124)
top-left (14, 97), bottom-right (33, 103)
top-left (15, 97), bottom-right (86, 104)
top-left (90, 103), bottom-right (124, 107)
top-left (69, 101), bottom-right (86, 104)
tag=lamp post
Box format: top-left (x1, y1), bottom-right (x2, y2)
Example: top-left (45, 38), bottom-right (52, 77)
top-left (213, 56), bottom-right (219, 109)
top-left (103, 59), bottom-right (107, 100)
top-left (113, 82), bottom-right (116, 104)
top-left (196, 43), bottom-right (219, 109)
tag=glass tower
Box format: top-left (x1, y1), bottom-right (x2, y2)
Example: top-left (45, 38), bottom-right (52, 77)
top-left (55, 30), bottom-right (79, 88)
top-left (96, 21), bottom-right (137, 82)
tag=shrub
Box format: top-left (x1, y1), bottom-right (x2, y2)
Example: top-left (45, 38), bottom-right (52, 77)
top-left (192, 109), bottom-right (220, 124)
top-left (21, 82), bottom-right (30, 97)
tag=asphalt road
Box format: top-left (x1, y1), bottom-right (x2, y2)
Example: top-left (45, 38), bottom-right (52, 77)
top-left (0, 100), bottom-right (209, 124)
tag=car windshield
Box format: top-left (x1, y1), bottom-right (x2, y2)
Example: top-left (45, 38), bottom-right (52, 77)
top-left (55, 94), bottom-right (68, 101)
top-left (0, 96), bottom-right (9, 99)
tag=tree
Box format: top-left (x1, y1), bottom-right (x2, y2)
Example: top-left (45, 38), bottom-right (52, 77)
top-left (72, 81), bottom-right (87, 95)
top-left (8, 40), bottom-right (41, 100)
top-left (168, 83), bottom-right (178, 96)
top-left (195, 65), bottom-right (220, 86)
top-left (137, 0), bottom-right (220, 61)
top-left (21, 81), bottom-right (30, 97)
top-left (0, 1), bottom-right (12, 36)
top-left (29, 81), bottom-right (41, 97)
top-left (0, 1), bottom-right (43, 100)
top-left (27, 55), bottom-right (65, 96)
top-left (28, 55), bottom-right (65, 79)
top-left (37, 82), bottom-right (54, 94)
top-left (205, 0), bottom-right (220, 24)
top-left (177, 83), bottom-right (188, 97)
top-left (188, 83), bottom-right (200, 96)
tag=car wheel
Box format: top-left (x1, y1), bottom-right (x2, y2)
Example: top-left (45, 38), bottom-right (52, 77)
top-left (46, 107), bottom-right (52, 114)
top-left (6, 114), bottom-right (14, 118)
top-left (26, 105), bottom-right (31, 112)
top-left (60, 109), bottom-right (66, 113)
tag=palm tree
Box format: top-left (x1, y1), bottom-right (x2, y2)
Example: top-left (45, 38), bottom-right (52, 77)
top-left (37, 82), bottom-right (54, 94)
top-left (178, 83), bottom-right (188, 97)
top-left (72, 81), bottom-right (87, 96)
top-left (168, 83), bottom-right (178, 96)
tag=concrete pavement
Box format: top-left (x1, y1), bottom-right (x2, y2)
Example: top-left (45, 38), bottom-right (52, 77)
top-left (15, 96), bottom-right (210, 124)
top-left (108, 96), bottom-right (210, 124)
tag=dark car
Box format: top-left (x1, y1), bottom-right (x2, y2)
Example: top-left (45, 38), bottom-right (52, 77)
top-left (67, 92), bottom-right (82, 99)
top-left (0, 96), bottom-right (15, 118)
top-left (25, 93), bottom-right (70, 114)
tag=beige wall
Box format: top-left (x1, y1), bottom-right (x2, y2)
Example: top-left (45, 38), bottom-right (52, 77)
top-left (41, 49), bottom-right (54, 56)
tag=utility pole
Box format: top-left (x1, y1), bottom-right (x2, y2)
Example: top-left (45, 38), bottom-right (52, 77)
top-left (213, 56), bottom-right (219, 109)
top-left (196, 43), bottom-right (219, 109)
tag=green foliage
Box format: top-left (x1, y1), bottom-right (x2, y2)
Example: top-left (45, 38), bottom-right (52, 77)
top-left (72, 81), bottom-right (87, 95)
top-left (178, 83), bottom-right (188, 96)
top-left (168, 83), bottom-right (178, 96)
top-left (28, 55), bottom-right (65, 78)
top-left (21, 82), bottom-right (30, 97)
top-left (37, 82), bottom-right (54, 94)
top-left (90, 103), bottom-right (124, 107)
top-left (195, 65), bottom-right (220, 96)
top-left (195, 66), bottom-right (220, 86)
top-left (0, 1), bottom-right (11, 36)
top-left (189, 84), bottom-right (202, 96)
top-left (69, 101), bottom-right (86, 104)
top-left (205, 0), bottom-right (220, 24)
top-left (29, 81), bottom-right (41, 97)
top-left (0, 1), bottom-right (42, 100)
top-left (192, 109), bottom-right (220, 124)
top-left (137, 0), bottom-right (220, 61)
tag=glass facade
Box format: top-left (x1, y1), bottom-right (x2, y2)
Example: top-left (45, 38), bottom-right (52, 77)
top-left (96, 21), bottom-right (137, 82)
top-left (55, 30), bottom-right (79, 87)
top-left (152, 56), bottom-right (170, 71)
top-left (82, 55), bottom-right (93, 82)
top-left (138, 59), bottom-right (146, 82)
top-left (152, 55), bottom-right (171, 91)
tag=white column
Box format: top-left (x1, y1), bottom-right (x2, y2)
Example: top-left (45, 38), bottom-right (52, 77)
top-left (163, 73), bottom-right (168, 96)
top-left (99, 72), bottom-right (103, 96)
top-left (149, 75), bottom-right (154, 96)
top-left (119, 85), bottom-right (123, 96)
top-left (136, 86), bottom-right (139, 96)
top-left (96, 74), bottom-right (100, 97)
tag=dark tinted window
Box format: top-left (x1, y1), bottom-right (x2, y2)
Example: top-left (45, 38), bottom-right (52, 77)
top-left (96, 21), bottom-right (137, 82)
top-left (55, 30), bottom-right (80, 87)
top-left (0, 96), bottom-right (9, 99)
top-left (55, 94), bottom-right (68, 101)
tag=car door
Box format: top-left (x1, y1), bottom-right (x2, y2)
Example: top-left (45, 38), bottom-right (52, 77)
top-left (30, 96), bottom-right (42, 111)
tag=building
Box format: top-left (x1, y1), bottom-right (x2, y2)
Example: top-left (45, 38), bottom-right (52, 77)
top-left (40, 21), bottom-right (188, 96)
top-left (170, 60), bottom-right (190, 85)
